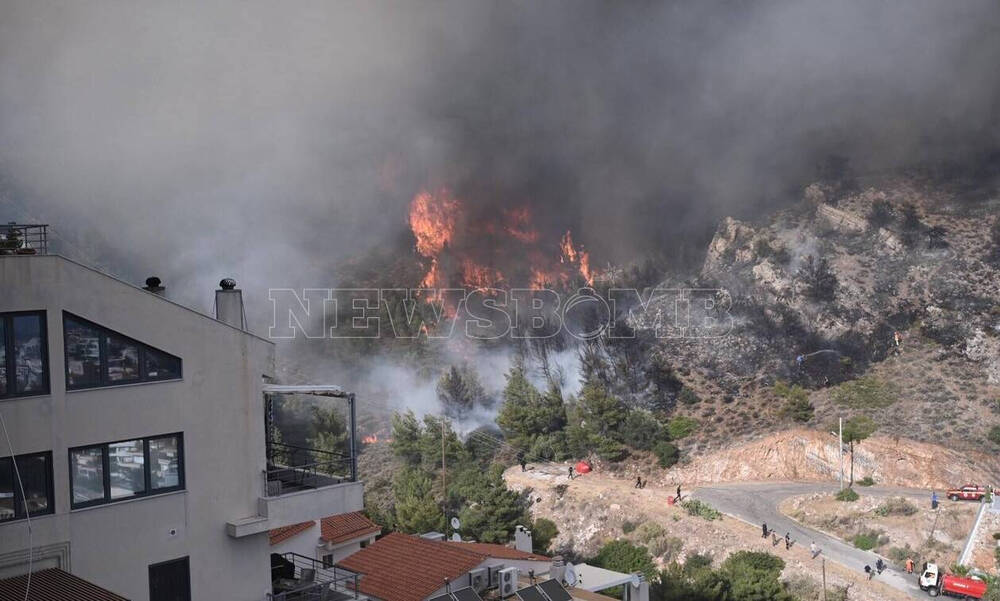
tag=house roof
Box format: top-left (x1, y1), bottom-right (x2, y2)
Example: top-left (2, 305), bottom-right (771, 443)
top-left (269, 521), bottom-right (316, 546)
top-left (338, 533), bottom-right (486, 601)
top-left (321, 511), bottom-right (381, 545)
top-left (442, 541), bottom-right (550, 561)
top-left (0, 568), bottom-right (129, 601)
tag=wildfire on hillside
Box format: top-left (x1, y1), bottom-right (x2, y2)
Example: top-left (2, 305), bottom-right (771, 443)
top-left (408, 188), bottom-right (594, 290)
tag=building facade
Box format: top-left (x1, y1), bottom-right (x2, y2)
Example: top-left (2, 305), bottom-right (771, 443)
top-left (0, 253), bottom-right (363, 601)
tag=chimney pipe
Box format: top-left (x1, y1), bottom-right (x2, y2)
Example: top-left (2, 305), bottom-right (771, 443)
top-left (514, 525), bottom-right (533, 553)
top-left (215, 278), bottom-right (245, 329)
top-left (143, 276), bottom-right (165, 296)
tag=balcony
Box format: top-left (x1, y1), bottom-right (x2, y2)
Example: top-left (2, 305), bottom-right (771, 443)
top-left (269, 553), bottom-right (365, 601)
top-left (227, 385), bottom-right (363, 538)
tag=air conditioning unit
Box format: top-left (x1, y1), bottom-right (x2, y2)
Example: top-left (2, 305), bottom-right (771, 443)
top-left (488, 565), bottom-right (506, 589)
top-left (499, 567), bottom-right (518, 598)
top-left (469, 568), bottom-right (488, 593)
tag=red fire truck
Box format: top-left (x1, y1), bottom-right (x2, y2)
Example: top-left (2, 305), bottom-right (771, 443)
top-left (918, 563), bottom-right (987, 599)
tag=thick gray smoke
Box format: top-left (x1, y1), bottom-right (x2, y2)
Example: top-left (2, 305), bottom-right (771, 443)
top-left (2, 2), bottom-right (999, 405)
top-left (3, 1), bottom-right (999, 304)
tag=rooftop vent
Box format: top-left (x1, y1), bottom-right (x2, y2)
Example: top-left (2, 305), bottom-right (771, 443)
top-left (143, 276), bottom-right (165, 296)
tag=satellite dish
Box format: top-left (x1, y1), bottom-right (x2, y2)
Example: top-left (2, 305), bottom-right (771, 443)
top-left (564, 564), bottom-right (577, 587)
top-left (451, 532), bottom-right (462, 542)
top-left (450, 517), bottom-right (461, 530)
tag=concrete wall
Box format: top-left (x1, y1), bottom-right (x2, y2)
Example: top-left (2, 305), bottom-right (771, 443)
top-left (271, 522), bottom-right (322, 559)
top-left (0, 255), bottom-right (275, 601)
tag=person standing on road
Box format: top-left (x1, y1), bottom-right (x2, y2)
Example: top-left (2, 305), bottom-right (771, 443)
top-left (784, 532), bottom-right (792, 550)
top-left (568, 465), bottom-right (574, 480)
top-left (761, 522), bottom-right (769, 538)
top-left (635, 476), bottom-right (643, 489)
top-left (875, 558), bottom-right (885, 574)
top-left (864, 565), bottom-right (873, 580)
top-left (676, 484), bottom-right (682, 501)
top-left (931, 491), bottom-right (939, 509)
top-left (517, 451), bottom-right (527, 472)
top-left (810, 542), bottom-right (820, 559)
top-left (905, 558), bottom-right (914, 574)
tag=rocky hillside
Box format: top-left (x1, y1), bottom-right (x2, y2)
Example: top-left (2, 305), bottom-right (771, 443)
top-left (637, 174), bottom-right (1000, 455)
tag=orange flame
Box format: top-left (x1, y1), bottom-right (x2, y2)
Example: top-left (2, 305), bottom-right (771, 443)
top-left (410, 189), bottom-right (458, 257)
top-left (407, 188), bottom-right (595, 291)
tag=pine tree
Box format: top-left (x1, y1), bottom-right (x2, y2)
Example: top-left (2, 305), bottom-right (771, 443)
top-left (391, 410), bottom-right (423, 466)
top-left (394, 468), bottom-right (445, 534)
top-left (437, 364), bottom-right (487, 420)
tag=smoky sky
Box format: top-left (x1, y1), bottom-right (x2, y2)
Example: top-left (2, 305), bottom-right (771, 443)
top-left (1, 1), bottom-right (998, 317)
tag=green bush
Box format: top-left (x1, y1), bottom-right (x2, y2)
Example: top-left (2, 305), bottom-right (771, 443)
top-left (667, 416), bottom-right (699, 440)
top-left (831, 376), bottom-right (898, 409)
top-left (852, 533), bottom-right (878, 550)
top-left (596, 438), bottom-right (629, 462)
top-left (653, 441), bottom-right (680, 468)
top-left (594, 540), bottom-right (658, 583)
top-left (648, 535), bottom-right (684, 561)
top-left (677, 387), bottom-right (700, 405)
top-left (682, 499), bottom-right (721, 521)
top-left (622, 520), bottom-right (638, 534)
top-left (857, 476), bottom-right (875, 487)
top-left (633, 521), bottom-right (666, 544)
top-left (874, 497), bottom-right (917, 517)
top-left (989, 425), bottom-right (1000, 445)
top-left (624, 410), bottom-right (668, 451)
top-left (835, 487), bottom-right (860, 502)
top-left (532, 518), bottom-right (558, 554)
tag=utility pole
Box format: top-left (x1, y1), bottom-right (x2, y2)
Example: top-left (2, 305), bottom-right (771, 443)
top-left (839, 417), bottom-right (844, 491)
top-left (822, 559), bottom-right (827, 601)
top-left (441, 419), bottom-right (447, 501)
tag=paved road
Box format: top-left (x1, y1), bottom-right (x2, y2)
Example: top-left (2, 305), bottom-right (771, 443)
top-left (692, 482), bottom-right (930, 599)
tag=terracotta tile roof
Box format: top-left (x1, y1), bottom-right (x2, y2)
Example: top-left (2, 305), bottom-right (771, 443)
top-left (443, 541), bottom-right (550, 561)
top-left (269, 520), bottom-right (315, 546)
top-left (321, 511), bottom-right (381, 545)
top-left (0, 568), bottom-right (129, 601)
top-left (338, 533), bottom-right (486, 601)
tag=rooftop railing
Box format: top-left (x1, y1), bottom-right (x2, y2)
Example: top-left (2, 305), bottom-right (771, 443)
top-left (269, 552), bottom-right (361, 601)
top-left (263, 442), bottom-right (353, 498)
top-left (0, 223), bottom-right (48, 255)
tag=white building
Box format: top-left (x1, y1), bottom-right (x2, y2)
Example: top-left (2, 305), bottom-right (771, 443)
top-left (0, 244), bottom-right (364, 601)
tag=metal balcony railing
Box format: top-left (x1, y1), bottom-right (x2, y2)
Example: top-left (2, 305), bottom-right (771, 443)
top-left (269, 552), bottom-right (361, 601)
top-left (0, 223), bottom-right (48, 255)
top-left (263, 442), bottom-right (353, 498)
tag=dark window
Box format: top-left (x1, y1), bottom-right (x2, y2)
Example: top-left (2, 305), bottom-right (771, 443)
top-left (0, 452), bottom-right (54, 522)
top-left (144, 348), bottom-right (182, 381)
top-left (64, 317), bottom-right (101, 388)
top-left (108, 439), bottom-right (145, 499)
top-left (149, 436), bottom-right (181, 490)
top-left (0, 311), bottom-right (49, 399)
top-left (322, 554), bottom-right (333, 569)
top-left (149, 556), bottom-right (191, 601)
top-left (70, 433), bottom-right (184, 509)
top-left (70, 446), bottom-right (105, 506)
top-left (63, 313), bottom-right (182, 390)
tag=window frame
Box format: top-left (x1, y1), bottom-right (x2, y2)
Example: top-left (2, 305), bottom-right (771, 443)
top-left (0, 451), bottom-right (55, 523)
top-left (63, 312), bottom-right (182, 391)
top-left (69, 433), bottom-right (185, 510)
top-left (0, 310), bottom-right (50, 399)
